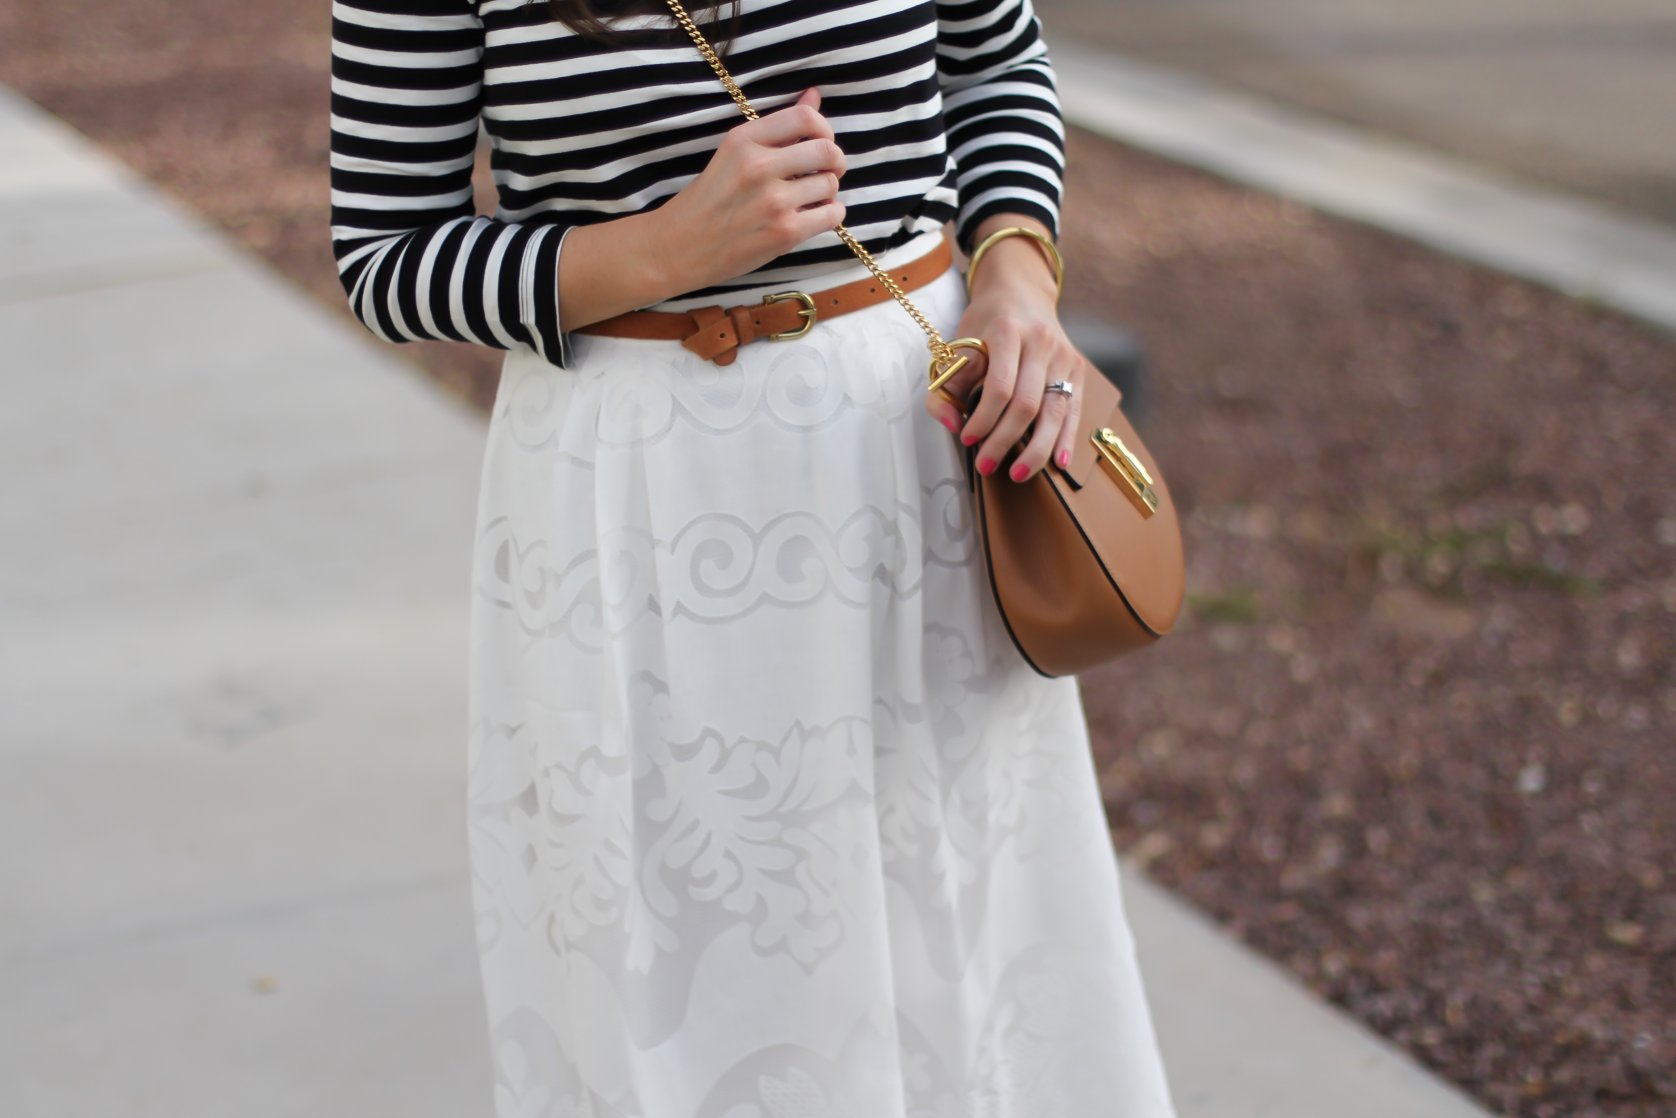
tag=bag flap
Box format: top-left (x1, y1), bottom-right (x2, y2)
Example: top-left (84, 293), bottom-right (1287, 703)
top-left (1061, 368), bottom-right (1124, 489)
top-left (1050, 378), bottom-right (1185, 638)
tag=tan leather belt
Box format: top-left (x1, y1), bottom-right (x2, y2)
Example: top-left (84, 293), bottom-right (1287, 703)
top-left (577, 236), bottom-right (954, 366)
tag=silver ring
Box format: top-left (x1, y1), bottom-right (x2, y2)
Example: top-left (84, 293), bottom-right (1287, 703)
top-left (1045, 380), bottom-right (1075, 399)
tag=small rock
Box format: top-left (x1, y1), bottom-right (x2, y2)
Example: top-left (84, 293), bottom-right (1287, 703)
top-left (1423, 548), bottom-right (1454, 585)
top-left (1372, 587), bottom-right (1478, 641)
top-left (1321, 790), bottom-right (1356, 819)
top-left (1605, 922), bottom-right (1645, 947)
top-left (1557, 696), bottom-right (1584, 728)
top-left (1197, 820), bottom-right (1232, 850)
top-left (1516, 762), bottom-right (1547, 795)
top-left (1288, 653), bottom-right (1318, 684)
top-left (1269, 899), bottom-right (1303, 922)
top-left (1364, 825), bottom-right (1391, 856)
top-left (1265, 625), bottom-right (1299, 654)
top-left (1557, 503), bottom-right (1590, 535)
top-left (1129, 830), bottom-right (1176, 867)
top-left (1139, 726), bottom-right (1182, 761)
top-left (1615, 634), bottom-right (1645, 675)
top-left (1209, 624), bottom-right (1246, 654)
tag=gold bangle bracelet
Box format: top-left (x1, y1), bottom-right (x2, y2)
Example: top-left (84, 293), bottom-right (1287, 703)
top-left (964, 226), bottom-right (1065, 303)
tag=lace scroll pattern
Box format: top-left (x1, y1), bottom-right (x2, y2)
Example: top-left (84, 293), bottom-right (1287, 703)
top-left (467, 270), bottom-right (1175, 1118)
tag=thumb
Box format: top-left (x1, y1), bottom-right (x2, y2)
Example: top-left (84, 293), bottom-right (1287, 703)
top-left (796, 87), bottom-right (822, 111)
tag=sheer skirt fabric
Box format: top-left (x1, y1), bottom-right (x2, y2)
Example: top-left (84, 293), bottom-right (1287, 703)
top-left (467, 264), bottom-right (1176, 1118)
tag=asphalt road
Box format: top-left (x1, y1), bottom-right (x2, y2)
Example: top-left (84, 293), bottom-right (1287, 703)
top-left (1033, 0), bottom-right (1676, 226)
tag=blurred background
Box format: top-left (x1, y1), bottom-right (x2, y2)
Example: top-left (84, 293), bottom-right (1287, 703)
top-left (2, 3), bottom-right (1673, 1117)
top-left (1035, 0), bottom-right (1676, 223)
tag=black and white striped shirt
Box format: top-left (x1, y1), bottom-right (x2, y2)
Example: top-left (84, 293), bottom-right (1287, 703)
top-left (329, 0), bottom-right (1065, 364)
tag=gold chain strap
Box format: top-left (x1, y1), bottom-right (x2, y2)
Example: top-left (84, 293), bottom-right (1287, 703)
top-left (662, 0), bottom-right (963, 376)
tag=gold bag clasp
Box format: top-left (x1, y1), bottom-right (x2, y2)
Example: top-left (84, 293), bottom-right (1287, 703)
top-left (1092, 428), bottom-right (1158, 518)
top-left (925, 337), bottom-right (989, 418)
top-left (927, 353), bottom-right (970, 394)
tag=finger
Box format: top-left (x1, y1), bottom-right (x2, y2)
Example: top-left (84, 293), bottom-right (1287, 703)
top-left (796, 87), bottom-right (821, 111)
top-left (750, 100), bottom-right (834, 147)
top-left (924, 346), bottom-right (987, 433)
top-left (1009, 387), bottom-right (1072, 481)
top-left (1049, 364), bottom-right (1088, 471)
top-left (960, 329), bottom-right (1019, 454)
top-left (976, 365), bottom-right (1042, 479)
top-left (775, 138), bottom-right (846, 181)
top-left (786, 198), bottom-right (845, 239)
top-left (782, 171), bottom-right (840, 210)
top-left (925, 388), bottom-right (966, 434)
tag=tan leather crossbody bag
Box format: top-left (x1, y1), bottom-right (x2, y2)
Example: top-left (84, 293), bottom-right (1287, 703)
top-left (661, 0), bottom-right (1185, 675)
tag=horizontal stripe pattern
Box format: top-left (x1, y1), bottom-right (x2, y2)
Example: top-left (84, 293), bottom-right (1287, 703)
top-left (330, 0), bottom-right (1064, 359)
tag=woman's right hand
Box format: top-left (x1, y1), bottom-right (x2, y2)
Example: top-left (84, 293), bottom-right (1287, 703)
top-left (557, 88), bottom-right (845, 330)
top-left (656, 87), bottom-right (847, 291)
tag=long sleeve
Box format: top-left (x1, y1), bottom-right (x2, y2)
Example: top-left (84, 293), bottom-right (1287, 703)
top-left (329, 0), bottom-right (567, 363)
top-left (935, 0), bottom-right (1065, 249)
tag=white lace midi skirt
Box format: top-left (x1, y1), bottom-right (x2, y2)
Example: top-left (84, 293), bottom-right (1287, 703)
top-left (466, 260), bottom-right (1176, 1118)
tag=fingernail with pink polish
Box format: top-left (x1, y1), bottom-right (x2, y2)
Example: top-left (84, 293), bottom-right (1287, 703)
top-left (941, 415), bottom-right (959, 433)
top-left (977, 457), bottom-right (996, 477)
top-left (1009, 462), bottom-right (1029, 482)
top-left (1057, 449), bottom-right (1071, 469)
top-left (962, 434), bottom-right (979, 447)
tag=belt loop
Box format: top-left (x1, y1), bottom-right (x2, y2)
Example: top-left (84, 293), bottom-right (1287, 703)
top-left (727, 305), bottom-right (759, 346)
top-left (682, 305), bottom-right (742, 364)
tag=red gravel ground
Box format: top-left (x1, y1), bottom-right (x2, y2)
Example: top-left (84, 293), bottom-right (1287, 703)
top-left (1063, 138), bottom-right (1676, 1118)
top-left (4, 3), bottom-right (1673, 1115)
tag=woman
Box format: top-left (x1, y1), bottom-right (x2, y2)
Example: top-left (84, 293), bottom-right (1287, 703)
top-left (329, 1), bottom-right (1175, 1114)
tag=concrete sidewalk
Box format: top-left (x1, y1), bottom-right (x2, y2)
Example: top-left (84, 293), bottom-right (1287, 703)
top-left (1051, 42), bottom-right (1676, 337)
top-left (0, 88), bottom-right (1492, 1118)
top-left (0, 88), bottom-right (493, 1115)
top-left (1033, 0), bottom-right (1676, 228)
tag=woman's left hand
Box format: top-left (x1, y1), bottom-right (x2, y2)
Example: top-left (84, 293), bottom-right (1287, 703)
top-left (925, 219), bottom-right (1094, 482)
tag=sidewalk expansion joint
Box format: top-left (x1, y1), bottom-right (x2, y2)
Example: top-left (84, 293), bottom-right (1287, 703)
top-left (0, 869), bottom-right (467, 969)
top-left (0, 248), bottom-right (233, 306)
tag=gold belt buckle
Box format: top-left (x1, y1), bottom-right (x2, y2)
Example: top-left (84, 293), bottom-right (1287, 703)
top-left (762, 291), bottom-right (817, 340)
